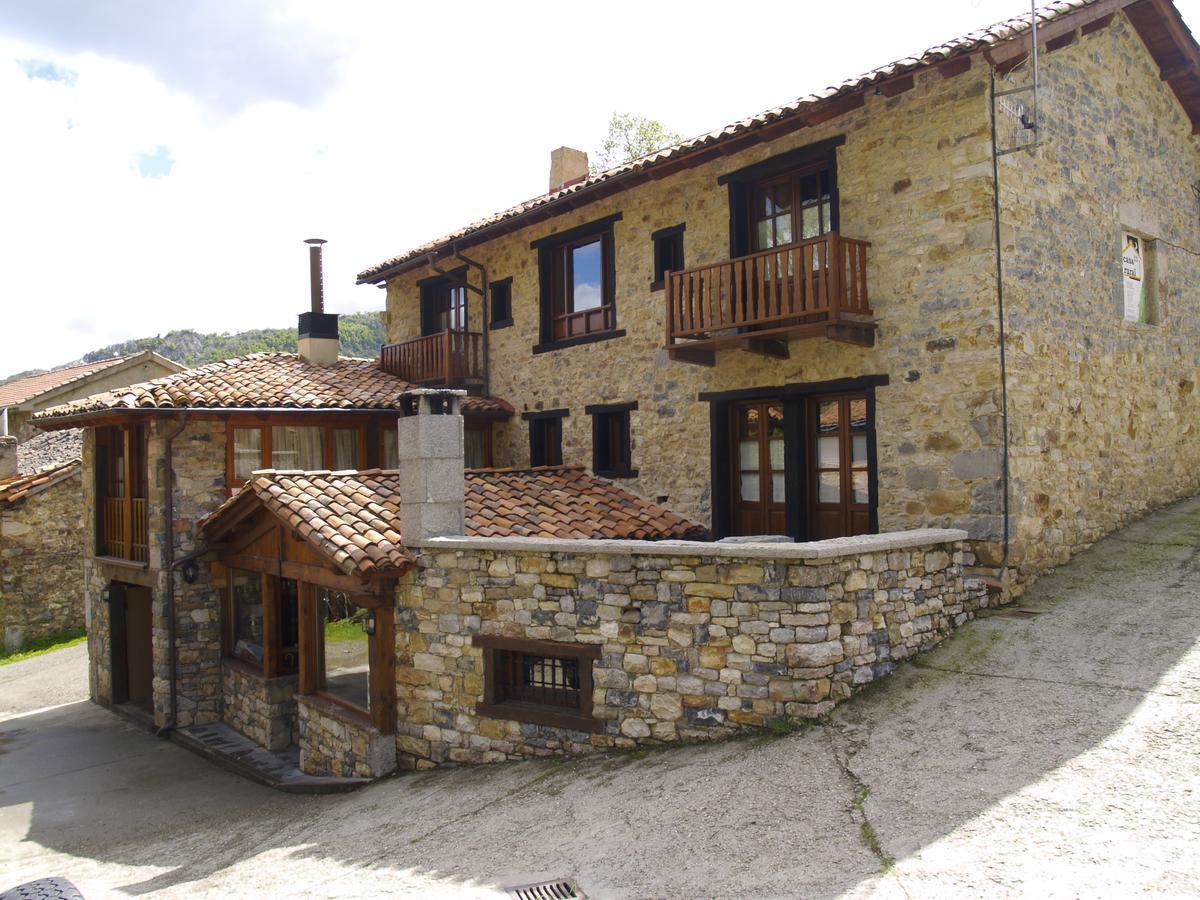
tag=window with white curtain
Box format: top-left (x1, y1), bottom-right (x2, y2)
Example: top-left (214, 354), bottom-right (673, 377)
top-left (271, 425), bottom-right (323, 470)
top-left (331, 428), bottom-right (358, 470)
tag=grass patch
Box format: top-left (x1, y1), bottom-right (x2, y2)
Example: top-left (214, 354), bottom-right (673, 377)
top-left (0, 628), bottom-right (86, 666)
top-left (323, 618), bottom-right (368, 643)
top-left (853, 785), bottom-right (895, 873)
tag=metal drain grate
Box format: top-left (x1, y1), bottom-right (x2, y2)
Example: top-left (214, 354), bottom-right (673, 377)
top-left (504, 878), bottom-right (586, 900)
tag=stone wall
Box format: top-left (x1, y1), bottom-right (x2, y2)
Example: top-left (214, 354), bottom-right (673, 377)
top-left (393, 530), bottom-right (985, 769)
top-left (0, 470), bottom-right (84, 651)
top-left (83, 419), bottom-right (227, 727)
top-left (222, 662), bottom-right (297, 751)
top-left (383, 60), bottom-right (1005, 548)
top-left (297, 693), bottom-right (397, 778)
top-left (996, 17), bottom-right (1200, 584)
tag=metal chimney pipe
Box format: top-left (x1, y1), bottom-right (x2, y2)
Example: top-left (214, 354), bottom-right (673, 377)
top-left (304, 238), bottom-right (327, 314)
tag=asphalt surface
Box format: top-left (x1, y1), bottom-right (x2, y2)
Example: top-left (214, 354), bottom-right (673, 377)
top-left (2, 498), bottom-right (1198, 898)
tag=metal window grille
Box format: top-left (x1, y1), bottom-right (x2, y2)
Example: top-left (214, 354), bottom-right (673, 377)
top-left (498, 651), bottom-right (581, 709)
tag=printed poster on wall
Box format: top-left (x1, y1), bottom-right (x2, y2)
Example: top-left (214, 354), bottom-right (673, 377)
top-left (1122, 232), bottom-right (1144, 322)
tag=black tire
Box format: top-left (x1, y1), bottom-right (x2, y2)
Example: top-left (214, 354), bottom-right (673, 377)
top-left (0, 878), bottom-right (85, 900)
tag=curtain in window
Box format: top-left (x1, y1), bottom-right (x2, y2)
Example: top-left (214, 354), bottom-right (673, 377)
top-left (232, 428), bottom-right (262, 481)
top-left (271, 425), bottom-right (323, 470)
top-left (331, 428), bottom-right (358, 470)
top-left (381, 428), bottom-right (398, 468)
top-left (464, 428), bottom-right (485, 469)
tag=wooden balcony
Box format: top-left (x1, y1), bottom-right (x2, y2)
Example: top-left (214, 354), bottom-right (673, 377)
top-left (664, 231), bottom-right (875, 365)
top-left (101, 496), bottom-right (149, 564)
top-left (380, 330), bottom-right (484, 387)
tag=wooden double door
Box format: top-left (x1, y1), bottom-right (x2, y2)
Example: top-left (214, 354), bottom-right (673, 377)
top-left (730, 393), bottom-right (871, 540)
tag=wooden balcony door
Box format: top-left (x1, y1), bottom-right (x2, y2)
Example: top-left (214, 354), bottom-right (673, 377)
top-left (730, 401), bottom-right (788, 536)
top-left (809, 395), bottom-right (871, 540)
top-left (420, 279), bottom-right (468, 336)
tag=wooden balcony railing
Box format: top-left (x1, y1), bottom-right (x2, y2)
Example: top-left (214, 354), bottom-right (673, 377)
top-left (664, 231), bottom-right (874, 364)
top-left (101, 496), bottom-right (149, 564)
top-left (380, 330), bottom-right (485, 386)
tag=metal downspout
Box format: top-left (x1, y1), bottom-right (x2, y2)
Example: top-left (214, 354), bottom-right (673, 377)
top-left (156, 411), bottom-right (189, 736)
top-left (989, 70), bottom-right (1013, 589)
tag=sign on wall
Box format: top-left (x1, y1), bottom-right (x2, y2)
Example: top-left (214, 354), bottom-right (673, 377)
top-left (1122, 232), bottom-right (1146, 322)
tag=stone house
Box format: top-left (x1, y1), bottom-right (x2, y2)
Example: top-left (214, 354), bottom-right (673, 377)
top-left (0, 352), bottom-right (183, 651)
top-left (29, 0), bottom-right (1200, 781)
top-left (359, 0), bottom-right (1200, 590)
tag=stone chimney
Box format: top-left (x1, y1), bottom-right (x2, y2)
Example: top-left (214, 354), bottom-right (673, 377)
top-left (549, 147), bottom-right (589, 194)
top-left (0, 436), bottom-right (17, 480)
top-left (397, 389), bottom-right (465, 544)
top-left (298, 238), bottom-right (340, 366)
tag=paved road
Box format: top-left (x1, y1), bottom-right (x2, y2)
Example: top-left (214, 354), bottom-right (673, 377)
top-left (2, 499), bottom-right (1198, 898)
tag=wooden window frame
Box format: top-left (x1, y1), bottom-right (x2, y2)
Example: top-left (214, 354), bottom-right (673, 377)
top-left (523, 409), bottom-right (567, 467)
top-left (586, 401), bottom-right (637, 478)
top-left (95, 424), bottom-right (148, 563)
top-left (490, 277), bottom-right (514, 329)
top-left (419, 268), bottom-right (469, 337)
top-left (533, 213), bottom-right (622, 350)
top-left (650, 224), bottom-right (685, 291)
top-left (475, 635), bottom-right (601, 733)
top-left (465, 422), bottom-right (494, 469)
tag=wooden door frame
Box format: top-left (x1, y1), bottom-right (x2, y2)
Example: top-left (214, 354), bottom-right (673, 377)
top-left (703, 376), bottom-right (884, 541)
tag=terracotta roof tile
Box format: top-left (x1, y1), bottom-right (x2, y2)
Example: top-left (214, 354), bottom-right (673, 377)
top-left (202, 465), bottom-right (706, 578)
top-left (31, 352), bottom-right (513, 424)
top-left (0, 357), bottom-right (130, 408)
top-left (16, 428), bottom-right (82, 475)
top-left (0, 459), bottom-right (81, 508)
top-left (356, 0), bottom-right (1148, 284)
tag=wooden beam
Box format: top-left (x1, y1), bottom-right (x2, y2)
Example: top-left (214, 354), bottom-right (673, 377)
top-left (369, 604), bottom-right (397, 735)
top-left (939, 56), bottom-right (972, 79)
top-left (1045, 29), bottom-right (1079, 53)
top-left (1081, 13), bottom-right (1114, 36)
top-left (666, 345), bottom-right (716, 367)
top-left (877, 74), bottom-right (915, 97)
top-left (738, 337), bottom-right (790, 359)
top-left (804, 92), bottom-right (865, 125)
top-left (297, 581), bottom-right (319, 695)
top-left (826, 323), bottom-right (877, 347)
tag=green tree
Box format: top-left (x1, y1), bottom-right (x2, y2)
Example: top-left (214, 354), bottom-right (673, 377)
top-left (591, 112), bottom-right (683, 173)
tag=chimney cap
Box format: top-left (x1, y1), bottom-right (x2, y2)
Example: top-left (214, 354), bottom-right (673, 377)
top-left (304, 238), bottom-right (327, 246)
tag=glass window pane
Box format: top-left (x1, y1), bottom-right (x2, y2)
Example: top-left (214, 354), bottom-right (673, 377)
top-left (232, 427), bottom-right (262, 481)
top-left (755, 220), bottom-right (772, 250)
top-left (769, 438), bottom-right (785, 470)
top-left (571, 239), bottom-right (603, 311)
top-left (775, 214), bottom-right (793, 246)
top-left (771, 472), bottom-right (786, 502)
top-left (465, 428), bottom-right (485, 469)
top-left (768, 406), bottom-right (784, 437)
top-left (320, 589), bottom-right (369, 712)
top-left (231, 570), bottom-right (264, 666)
top-left (818, 435), bottom-right (841, 469)
top-left (849, 398), bottom-right (868, 430)
top-left (331, 429), bottom-right (358, 470)
top-left (818, 399), bottom-right (839, 432)
top-left (739, 440), bottom-right (759, 470)
top-left (800, 173), bottom-right (818, 203)
top-left (818, 470), bottom-right (841, 503)
top-left (802, 205), bottom-right (820, 240)
top-left (381, 428), bottom-right (398, 469)
top-left (271, 425), bottom-right (323, 470)
top-left (740, 473), bottom-right (760, 502)
top-left (853, 470), bottom-right (869, 505)
top-left (852, 434), bottom-right (868, 467)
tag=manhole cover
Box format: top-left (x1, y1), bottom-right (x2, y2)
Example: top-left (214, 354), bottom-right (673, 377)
top-left (503, 878), bottom-right (586, 900)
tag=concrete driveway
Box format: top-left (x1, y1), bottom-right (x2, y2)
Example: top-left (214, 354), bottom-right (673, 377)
top-left (2, 498), bottom-right (1199, 898)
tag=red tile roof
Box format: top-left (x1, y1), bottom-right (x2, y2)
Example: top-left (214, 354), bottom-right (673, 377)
top-left (357, 0), bottom-right (1199, 284)
top-left (0, 459), bottom-right (81, 508)
top-left (31, 352), bottom-right (513, 426)
top-left (202, 466), bottom-right (706, 578)
top-left (0, 357), bottom-right (129, 408)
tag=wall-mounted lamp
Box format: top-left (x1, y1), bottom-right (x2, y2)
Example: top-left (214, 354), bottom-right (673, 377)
top-left (181, 560), bottom-right (199, 584)
top-left (361, 609), bottom-right (377, 636)
top-left (100, 584), bottom-right (111, 603)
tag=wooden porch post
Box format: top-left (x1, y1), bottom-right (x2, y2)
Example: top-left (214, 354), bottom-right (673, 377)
top-left (297, 581), bottom-right (319, 694)
top-left (261, 574), bottom-right (279, 677)
top-left (121, 426), bottom-right (133, 560)
top-left (368, 601), bottom-right (397, 734)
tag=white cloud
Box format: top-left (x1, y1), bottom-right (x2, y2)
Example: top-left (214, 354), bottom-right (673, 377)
top-left (2, 0), bottom-right (1199, 377)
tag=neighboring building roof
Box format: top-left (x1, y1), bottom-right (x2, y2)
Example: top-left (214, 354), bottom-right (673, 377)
top-left (357, 0), bottom-right (1200, 284)
top-left (31, 352), bottom-right (514, 427)
top-left (202, 466), bottom-right (707, 578)
top-left (0, 459), bottom-right (80, 508)
top-left (0, 357), bottom-right (128, 408)
top-left (17, 428), bottom-right (82, 475)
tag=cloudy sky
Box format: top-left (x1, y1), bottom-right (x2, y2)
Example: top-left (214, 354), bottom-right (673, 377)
top-left (2, 0), bottom-right (1198, 377)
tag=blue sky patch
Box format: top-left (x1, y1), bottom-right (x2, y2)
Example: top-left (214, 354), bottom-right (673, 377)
top-left (136, 146), bottom-right (174, 179)
top-left (17, 58), bottom-right (78, 86)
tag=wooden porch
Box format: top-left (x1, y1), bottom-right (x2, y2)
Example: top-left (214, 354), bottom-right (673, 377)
top-left (664, 231), bottom-right (875, 365)
top-left (380, 330), bottom-right (484, 387)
